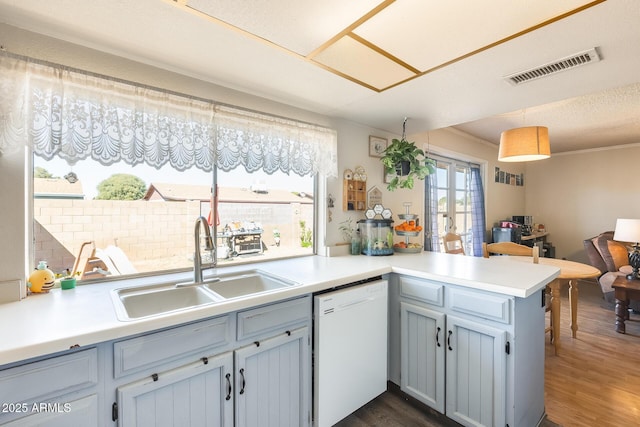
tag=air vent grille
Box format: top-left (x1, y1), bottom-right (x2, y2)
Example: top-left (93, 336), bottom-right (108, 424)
top-left (504, 48), bottom-right (601, 86)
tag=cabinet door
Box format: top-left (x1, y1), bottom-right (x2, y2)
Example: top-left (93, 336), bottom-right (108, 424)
top-left (235, 327), bottom-right (310, 427)
top-left (445, 315), bottom-right (506, 427)
top-left (400, 302), bottom-right (445, 413)
top-left (117, 351), bottom-right (233, 427)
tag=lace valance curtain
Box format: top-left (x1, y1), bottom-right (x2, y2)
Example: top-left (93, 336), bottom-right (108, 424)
top-left (0, 53), bottom-right (337, 178)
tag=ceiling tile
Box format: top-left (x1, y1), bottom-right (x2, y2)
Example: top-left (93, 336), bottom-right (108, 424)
top-left (312, 35), bottom-right (417, 90)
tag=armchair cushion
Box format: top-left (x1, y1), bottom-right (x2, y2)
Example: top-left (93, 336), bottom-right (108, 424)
top-left (588, 231), bottom-right (632, 273)
top-left (584, 231), bottom-right (639, 311)
top-left (584, 231), bottom-right (613, 274)
top-left (607, 240), bottom-right (630, 271)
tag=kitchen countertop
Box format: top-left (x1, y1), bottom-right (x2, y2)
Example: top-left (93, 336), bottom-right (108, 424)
top-left (0, 252), bottom-right (559, 366)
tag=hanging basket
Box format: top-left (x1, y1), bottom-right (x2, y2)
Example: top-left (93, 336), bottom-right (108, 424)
top-left (395, 161), bottom-right (411, 176)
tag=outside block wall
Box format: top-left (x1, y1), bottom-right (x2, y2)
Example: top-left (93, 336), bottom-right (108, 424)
top-left (33, 199), bottom-right (313, 276)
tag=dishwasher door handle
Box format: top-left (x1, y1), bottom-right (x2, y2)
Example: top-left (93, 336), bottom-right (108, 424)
top-left (333, 296), bottom-right (377, 311)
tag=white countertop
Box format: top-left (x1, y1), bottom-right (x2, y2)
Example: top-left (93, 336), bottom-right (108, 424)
top-left (0, 252), bottom-right (559, 366)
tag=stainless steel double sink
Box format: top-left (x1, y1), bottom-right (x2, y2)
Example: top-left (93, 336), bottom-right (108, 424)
top-left (111, 270), bottom-right (299, 321)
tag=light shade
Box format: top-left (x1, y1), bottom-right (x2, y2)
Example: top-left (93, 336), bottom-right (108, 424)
top-left (613, 218), bottom-right (640, 243)
top-left (498, 126), bottom-right (550, 162)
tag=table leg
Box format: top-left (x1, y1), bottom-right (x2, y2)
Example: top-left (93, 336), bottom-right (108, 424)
top-left (568, 279), bottom-right (579, 338)
top-left (615, 296), bottom-right (628, 334)
top-left (549, 279), bottom-right (561, 355)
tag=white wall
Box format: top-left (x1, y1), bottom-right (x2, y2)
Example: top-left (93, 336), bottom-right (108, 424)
top-left (525, 144), bottom-right (640, 262)
top-left (0, 148), bottom-right (27, 289)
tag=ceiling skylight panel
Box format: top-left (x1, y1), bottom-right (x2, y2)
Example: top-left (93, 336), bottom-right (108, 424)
top-left (312, 35), bottom-right (416, 91)
top-left (186, 0), bottom-right (382, 56)
top-left (354, 0), bottom-right (598, 72)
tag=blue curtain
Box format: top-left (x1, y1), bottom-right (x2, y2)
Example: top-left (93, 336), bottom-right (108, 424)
top-left (470, 166), bottom-right (486, 257)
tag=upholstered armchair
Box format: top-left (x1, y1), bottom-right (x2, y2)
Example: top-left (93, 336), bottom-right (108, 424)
top-left (583, 231), bottom-right (640, 311)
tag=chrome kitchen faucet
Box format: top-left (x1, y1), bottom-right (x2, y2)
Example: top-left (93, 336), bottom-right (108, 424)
top-left (193, 216), bottom-right (215, 283)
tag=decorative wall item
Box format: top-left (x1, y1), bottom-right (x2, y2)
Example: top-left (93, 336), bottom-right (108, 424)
top-left (327, 194), bottom-right (335, 222)
top-left (367, 186), bottom-right (382, 208)
top-left (369, 136), bottom-right (388, 157)
top-left (494, 167), bottom-right (524, 186)
top-left (343, 167), bottom-right (367, 210)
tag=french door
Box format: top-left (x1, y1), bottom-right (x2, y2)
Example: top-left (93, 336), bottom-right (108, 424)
top-left (429, 157), bottom-right (474, 255)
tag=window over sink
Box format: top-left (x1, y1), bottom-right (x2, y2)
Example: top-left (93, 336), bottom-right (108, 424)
top-left (0, 52), bottom-right (336, 284)
top-left (33, 156), bottom-right (315, 282)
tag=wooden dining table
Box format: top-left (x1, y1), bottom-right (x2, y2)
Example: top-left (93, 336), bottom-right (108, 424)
top-left (503, 256), bottom-right (600, 354)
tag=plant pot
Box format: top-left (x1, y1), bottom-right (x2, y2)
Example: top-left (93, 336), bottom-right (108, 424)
top-left (60, 277), bottom-right (76, 290)
top-left (395, 161), bottom-right (410, 176)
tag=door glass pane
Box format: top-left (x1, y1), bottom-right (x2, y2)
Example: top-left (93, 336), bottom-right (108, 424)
top-left (437, 188), bottom-right (448, 237)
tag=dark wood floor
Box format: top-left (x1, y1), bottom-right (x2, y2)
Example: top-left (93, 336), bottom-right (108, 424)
top-left (336, 279), bottom-right (640, 427)
top-left (335, 389), bottom-right (460, 427)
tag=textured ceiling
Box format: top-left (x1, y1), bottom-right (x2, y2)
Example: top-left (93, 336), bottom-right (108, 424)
top-left (179, 0), bottom-right (600, 91)
top-left (455, 82), bottom-right (640, 152)
top-left (0, 0), bottom-right (638, 154)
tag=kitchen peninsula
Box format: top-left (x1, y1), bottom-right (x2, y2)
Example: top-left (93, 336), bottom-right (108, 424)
top-left (0, 252), bottom-right (559, 427)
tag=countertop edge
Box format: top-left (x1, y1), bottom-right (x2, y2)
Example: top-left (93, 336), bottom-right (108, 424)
top-left (0, 253), bottom-right (560, 366)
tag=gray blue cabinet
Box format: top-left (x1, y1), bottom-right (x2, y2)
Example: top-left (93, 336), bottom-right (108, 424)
top-left (111, 295), bottom-right (311, 427)
top-left (444, 315), bottom-right (506, 427)
top-left (0, 348), bottom-right (100, 426)
top-left (117, 352), bottom-right (233, 427)
top-left (235, 327), bottom-right (310, 427)
top-left (234, 296), bottom-right (311, 427)
top-left (392, 273), bottom-right (544, 427)
top-left (400, 302), bottom-right (445, 413)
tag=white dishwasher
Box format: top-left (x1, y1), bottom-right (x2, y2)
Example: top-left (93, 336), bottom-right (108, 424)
top-left (313, 279), bottom-right (388, 427)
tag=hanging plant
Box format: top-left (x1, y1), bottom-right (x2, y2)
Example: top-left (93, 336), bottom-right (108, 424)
top-left (380, 119), bottom-right (435, 191)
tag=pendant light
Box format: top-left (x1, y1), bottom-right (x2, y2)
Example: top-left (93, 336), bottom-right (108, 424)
top-left (498, 108), bottom-right (550, 162)
top-left (498, 126), bottom-right (550, 162)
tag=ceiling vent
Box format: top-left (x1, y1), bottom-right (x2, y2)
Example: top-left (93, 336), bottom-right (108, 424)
top-left (504, 47), bottom-right (601, 86)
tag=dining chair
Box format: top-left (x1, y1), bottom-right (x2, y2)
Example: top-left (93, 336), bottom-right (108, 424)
top-left (443, 232), bottom-right (465, 255)
top-left (482, 241), bottom-right (539, 263)
top-left (483, 242), bottom-right (556, 352)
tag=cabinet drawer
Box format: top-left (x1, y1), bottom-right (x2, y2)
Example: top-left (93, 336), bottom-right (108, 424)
top-left (447, 288), bottom-right (512, 324)
top-left (399, 276), bottom-right (444, 307)
top-left (114, 315), bottom-right (231, 378)
top-left (0, 348), bottom-right (97, 404)
top-left (237, 296), bottom-right (310, 340)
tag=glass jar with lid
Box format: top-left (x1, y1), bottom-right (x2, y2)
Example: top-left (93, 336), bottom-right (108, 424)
top-left (357, 219), bottom-right (394, 256)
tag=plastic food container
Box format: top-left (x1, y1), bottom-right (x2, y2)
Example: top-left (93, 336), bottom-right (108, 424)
top-left (357, 219), bottom-right (394, 256)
